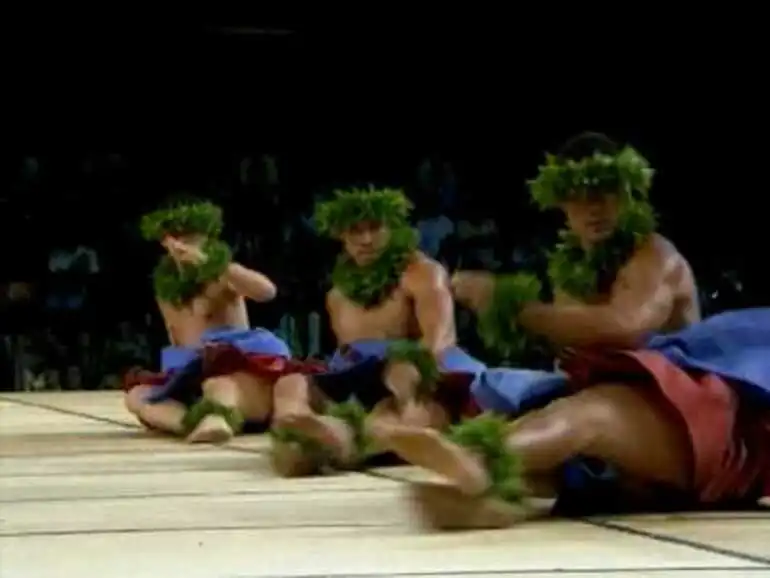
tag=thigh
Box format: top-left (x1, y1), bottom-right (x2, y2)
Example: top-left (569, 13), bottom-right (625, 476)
top-left (124, 385), bottom-right (154, 414)
top-left (568, 383), bottom-right (693, 489)
top-left (205, 371), bottom-right (272, 422)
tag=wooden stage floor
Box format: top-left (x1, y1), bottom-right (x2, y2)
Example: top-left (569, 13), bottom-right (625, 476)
top-left (1, 392), bottom-right (768, 578)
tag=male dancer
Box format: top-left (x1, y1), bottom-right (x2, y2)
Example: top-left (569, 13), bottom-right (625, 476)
top-left (378, 307), bottom-right (770, 528)
top-left (124, 198), bottom-right (319, 444)
top-left (269, 187), bottom-right (486, 475)
top-left (452, 132), bottom-right (700, 415)
top-left (372, 135), bottom-right (770, 528)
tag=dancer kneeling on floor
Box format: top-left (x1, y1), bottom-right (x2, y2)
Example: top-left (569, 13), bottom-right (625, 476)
top-left (123, 197), bottom-right (322, 444)
top-left (270, 187), bottom-right (486, 476)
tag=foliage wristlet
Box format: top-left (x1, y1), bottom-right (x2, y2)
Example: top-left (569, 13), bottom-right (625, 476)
top-left (386, 340), bottom-right (441, 398)
top-left (447, 413), bottom-right (524, 503)
top-left (477, 273), bottom-right (542, 359)
top-left (152, 239), bottom-right (233, 306)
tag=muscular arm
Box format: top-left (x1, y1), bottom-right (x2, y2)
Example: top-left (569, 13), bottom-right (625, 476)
top-left (403, 259), bottom-right (456, 355)
top-left (325, 289), bottom-right (344, 341)
top-left (518, 241), bottom-right (677, 348)
top-left (156, 300), bottom-right (179, 345)
top-left (222, 263), bottom-right (277, 303)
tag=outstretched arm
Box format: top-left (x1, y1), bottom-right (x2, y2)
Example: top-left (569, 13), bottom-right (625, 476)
top-left (223, 263), bottom-right (277, 303)
top-left (518, 242), bottom-right (677, 348)
top-left (404, 260), bottom-right (456, 355)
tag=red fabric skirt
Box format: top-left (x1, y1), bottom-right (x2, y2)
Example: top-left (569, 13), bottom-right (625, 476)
top-left (123, 343), bottom-right (328, 393)
top-left (563, 349), bottom-right (770, 504)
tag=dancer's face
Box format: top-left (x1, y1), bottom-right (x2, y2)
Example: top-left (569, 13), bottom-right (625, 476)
top-left (341, 221), bottom-right (391, 265)
top-left (176, 234), bottom-right (205, 247)
top-left (561, 191), bottom-right (621, 246)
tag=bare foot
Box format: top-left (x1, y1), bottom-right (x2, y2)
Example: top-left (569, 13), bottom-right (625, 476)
top-left (281, 413), bottom-right (356, 467)
top-left (759, 496), bottom-right (769, 508)
top-left (378, 425), bottom-right (490, 496)
top-left (408, 481), bottom-right (534, 530)
top-left (270, 440), bottom-right (324, 477)
top-left (185, 414), bottom-right (234, 444)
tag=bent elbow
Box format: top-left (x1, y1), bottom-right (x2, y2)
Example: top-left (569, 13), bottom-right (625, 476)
top-left (259, 282), bottom-right (278, 302)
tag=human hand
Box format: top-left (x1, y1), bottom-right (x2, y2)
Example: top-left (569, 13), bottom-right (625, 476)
top-left (162, 237), bottom-right (208, 265)
top-left (450, 271), bottom-right (496, 312)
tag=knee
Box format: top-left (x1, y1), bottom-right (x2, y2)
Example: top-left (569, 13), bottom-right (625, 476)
top-left (273, 373), bottom-right (309, 400)
top-left (124, 385), bottom-right (150, 415)
top-left (382, 361), bottom-right (421, 401)
top-left (201, 375), bottom-right (233, 396)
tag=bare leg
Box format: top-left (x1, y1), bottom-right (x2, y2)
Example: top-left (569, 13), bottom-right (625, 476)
top-left (380, 382), bottom-right (692, 529)
top-left (186, 372), bottom-right (271, 444)
top-left (124, 385), bottom-right (187, 435)
top-left (382, 360), bottom-right (440, 428)
top-left (271, 374), bottom-right (356, 470)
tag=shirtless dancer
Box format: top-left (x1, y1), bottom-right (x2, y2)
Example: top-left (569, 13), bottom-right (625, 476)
top-left (372, 134), bottom-right (767, 529)
top-left (124, 198), bottom-right (306, 444)
top-left (269, 187), bottom-right (486, 475)
top-left (455, 132), bottom-right (700, 416)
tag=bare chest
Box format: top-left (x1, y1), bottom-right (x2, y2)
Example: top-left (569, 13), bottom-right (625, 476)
top-left (160, 291), bottom-right (248, 346)
top-left (333, 290), bottom-right (417, 344)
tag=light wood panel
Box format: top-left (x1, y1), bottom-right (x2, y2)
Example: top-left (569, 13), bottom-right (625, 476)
top-left (0, 525), bottom-right (759, 578)
top-left (605, 515), bottom-right (770, 561)
top-left (0, 391), bottom-right (767, 578)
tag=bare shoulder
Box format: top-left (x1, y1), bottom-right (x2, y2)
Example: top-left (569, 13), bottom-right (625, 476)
top-left (156, 298), bottom-right (178, 318)
top-left (326, 287), bottom-right (345, 310)
top-left (623, 233), bottom-right (694, 287)
top-left (401, 251), bottom-right (450, 293)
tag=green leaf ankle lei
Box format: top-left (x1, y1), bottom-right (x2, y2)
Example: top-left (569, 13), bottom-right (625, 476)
top-left (182, 398), bottom-right (244, 435)
top-left (331, 226), bottom-right (419, 307)
top-left (153, 239), bottom-right (233, 306)
top-left (448, 413), bottom-right (524, 503)
top-left (547, 200), bottom-right (657, 299)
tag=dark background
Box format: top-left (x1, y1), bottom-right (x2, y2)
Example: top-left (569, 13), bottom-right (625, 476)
top-left (3, 23), bottom-right (767, 390)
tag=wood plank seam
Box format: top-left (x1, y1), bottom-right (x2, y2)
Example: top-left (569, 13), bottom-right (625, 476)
top-left (2, 393), bottom-right (768, 568)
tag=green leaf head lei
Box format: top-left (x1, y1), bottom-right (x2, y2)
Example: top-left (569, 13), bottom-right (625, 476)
top-left (140, 199), bottom-right (224, 242)
top-left (139, 197), bottom-right (232, 306)
top-left (314, 186), bottom-right (419, 307)
top-left (527, 135), bottom-right (658, 299)
top-left (313, 186), bottom-right (413, 237)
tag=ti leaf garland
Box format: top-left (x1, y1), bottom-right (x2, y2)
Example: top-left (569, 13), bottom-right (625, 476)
top-left (331, 226), bottom-right (418, 307)
top-left (547, 200), bottom-right (657, 299)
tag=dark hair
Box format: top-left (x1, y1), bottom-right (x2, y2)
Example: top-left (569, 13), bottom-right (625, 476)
top-left (557, 131), bottom-right (619, 161)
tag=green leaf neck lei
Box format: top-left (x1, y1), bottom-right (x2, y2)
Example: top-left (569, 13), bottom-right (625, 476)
top-left (153, 239), bottom-right (232, 306)
top-left (331, 226), bottom-right (419, 307)
top-left (548, 201), bottom-right (657, 299)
